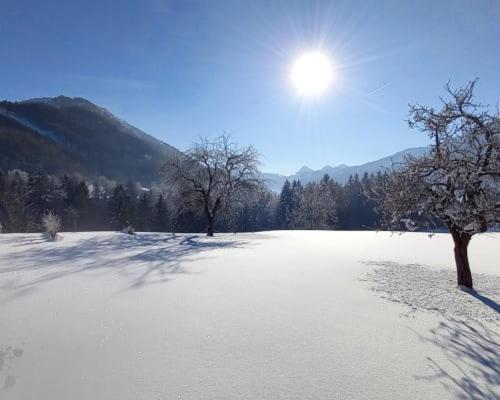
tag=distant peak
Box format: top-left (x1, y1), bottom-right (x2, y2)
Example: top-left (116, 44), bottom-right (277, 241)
top-left (321, 164), bottom-right (348, 171)
top-left (296, 166), bottom-right (313, 174)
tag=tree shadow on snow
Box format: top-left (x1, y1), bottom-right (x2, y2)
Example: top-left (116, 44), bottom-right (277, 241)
top-left (414, 318), bottom-right (500, 399)
top-left (363, 260), bottom-right (499, 322)
top-left (0, 233), bottom-right (255, 298)
top-left (1, 235), bottom-right (48, 247)
top-left (468, 291), bottom-right (500, 313)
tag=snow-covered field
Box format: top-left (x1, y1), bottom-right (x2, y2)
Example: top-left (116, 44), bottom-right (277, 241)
top-left (1, 230), bottom-right (499, 399)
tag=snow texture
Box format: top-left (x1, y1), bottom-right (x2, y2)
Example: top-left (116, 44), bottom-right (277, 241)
top-left (365, 261), bottom-right (500, 323)
top-left (0, 231), bottom-right (498, 399)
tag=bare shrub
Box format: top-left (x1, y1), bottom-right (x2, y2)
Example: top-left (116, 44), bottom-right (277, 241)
top-left (121, 223), bottom-right (135, 235)
top-left (42, 211), bottom-right (61, 240)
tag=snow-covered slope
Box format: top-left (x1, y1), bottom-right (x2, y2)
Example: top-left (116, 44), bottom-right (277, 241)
top-left (1, 231), bottom-right (498, 399)
top-left (0, 106), bottom-right (65, 144)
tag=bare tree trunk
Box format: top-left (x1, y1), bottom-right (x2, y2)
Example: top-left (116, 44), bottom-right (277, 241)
top-left (450, 229), bottom-right (473, 289)
top-left (207, 215), bottom-right (215, 237)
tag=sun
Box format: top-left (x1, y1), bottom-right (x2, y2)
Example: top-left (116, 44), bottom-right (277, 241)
top-left (290, 52), bottom-right (334, 97)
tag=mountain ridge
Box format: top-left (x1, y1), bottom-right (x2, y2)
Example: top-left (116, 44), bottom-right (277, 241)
top-left (1, 95), bottom-right (428, 189)
top-left (262, 146), bottom-right (428, 192)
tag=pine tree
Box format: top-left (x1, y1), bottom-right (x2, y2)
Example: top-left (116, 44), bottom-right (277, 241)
top-left (275, 180), bottom-right (293, 229)
top-left (24, 172), bottom-right (60, 231)
top-left (153, 194), bottom-right (169, 232)
top-left (4, 171), bottom-right (28, 232)
top-left (290, 180), bottom-right (303, 228)
top-left (125, 178), bottom-right (139, 205)
top-left (88, 179), bottom-right (110, 230)
top-left (136, 191), bottom-right (153, 231)
top-left (0, 171), bottom-right (7, 230)
top-left (318, 174), bottom-right (339, 228)
top-left (109, 184), bottom-right (132, 230)
top-left (60, 176), bottom-right (90, 230)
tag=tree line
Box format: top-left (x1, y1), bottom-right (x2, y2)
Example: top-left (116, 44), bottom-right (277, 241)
top-left (0, 171), bottom-right (202, 234)
top-left (274, 172), bottom-right (381, 230)
top-left (0, 168), bottom-right (385, 235)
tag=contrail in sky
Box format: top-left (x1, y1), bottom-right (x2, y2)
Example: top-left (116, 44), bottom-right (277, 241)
top-left (369, 83), bottom-right (390, 94)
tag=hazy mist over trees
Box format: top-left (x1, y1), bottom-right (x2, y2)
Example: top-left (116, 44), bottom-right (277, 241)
top-left (0, 167), bottom-right (390, 235)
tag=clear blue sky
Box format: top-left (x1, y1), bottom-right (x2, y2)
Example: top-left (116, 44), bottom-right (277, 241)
top-left (1, 0), bottom-right (499, 175)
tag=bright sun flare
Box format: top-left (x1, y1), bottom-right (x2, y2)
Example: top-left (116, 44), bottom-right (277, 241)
top-left (291, 52), bottom-right (334, 97)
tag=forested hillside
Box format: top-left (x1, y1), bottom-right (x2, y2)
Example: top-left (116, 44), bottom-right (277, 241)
top-left (0, 96), bottom-right (177, 183)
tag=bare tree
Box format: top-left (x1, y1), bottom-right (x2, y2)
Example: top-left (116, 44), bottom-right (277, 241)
top-left (295, 178), bottom-right (337, 230)
top-left (162, 135), bottom-right (262, 236)
top-left (371, 80), bottom-right (499, 289)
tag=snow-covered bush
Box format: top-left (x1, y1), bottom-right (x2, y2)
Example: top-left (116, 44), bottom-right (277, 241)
top-left (42, 211), bottom-right (62, 240)
top-left (121, 224), bottom-right (135, 235)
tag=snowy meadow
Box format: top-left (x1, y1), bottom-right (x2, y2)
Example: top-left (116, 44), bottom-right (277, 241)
top-left (1, 230), bottom-right (498, 399)
top-left (1, 1), bottom-right (499, 399)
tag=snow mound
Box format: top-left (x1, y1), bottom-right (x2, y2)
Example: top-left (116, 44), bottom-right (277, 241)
top-left (364, 261), bottom-right (500, 323)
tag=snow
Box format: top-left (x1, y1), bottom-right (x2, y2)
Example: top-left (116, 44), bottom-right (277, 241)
top-left (364, 261), bottom-right (500, 322)
top-left (0, 106), bottom-right (64, 144)
top-left (0, 230), bottom-right (498, 399)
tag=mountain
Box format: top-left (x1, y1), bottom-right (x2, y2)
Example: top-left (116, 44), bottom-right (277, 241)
top-left (0, 96), bottom-right (178, 183)
top-left (262, 146), bottom-right (428, 192)
top-left (0, 95), bottom-right (428, 189)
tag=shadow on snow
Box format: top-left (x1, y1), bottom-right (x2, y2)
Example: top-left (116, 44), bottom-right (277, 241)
top-left (468, 291), bottom-right (500, 313)
top-left (414, 318), bottom-right (500, 399)
top-left (0, 233), bottom-right (255, 298)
